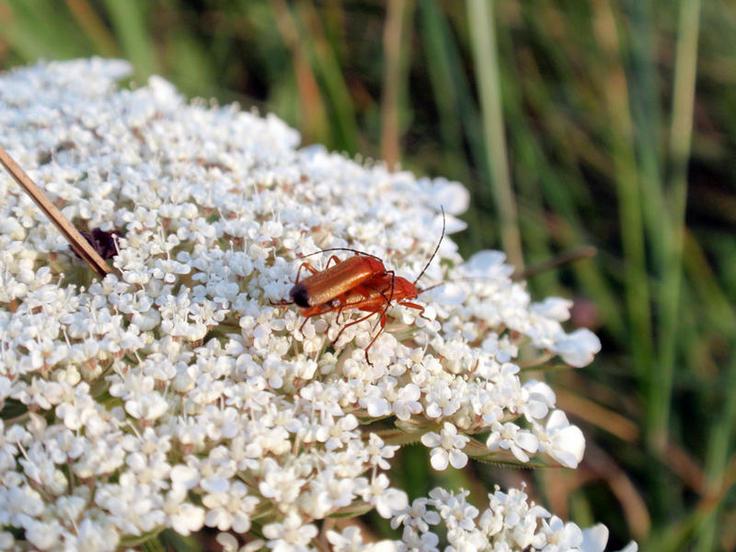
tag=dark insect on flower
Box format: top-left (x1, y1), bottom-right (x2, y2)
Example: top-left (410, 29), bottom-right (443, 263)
top-left (78, 228), bottom-right (121, 260)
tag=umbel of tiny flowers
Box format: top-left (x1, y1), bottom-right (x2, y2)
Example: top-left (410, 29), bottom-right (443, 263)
top-left (390, 487), bottom-right (638, 552)
top-left (0, 58), bottom-right (631, 551)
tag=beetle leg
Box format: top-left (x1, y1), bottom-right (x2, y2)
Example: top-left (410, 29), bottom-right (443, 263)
top-left (371, 290), bottom-right (391, 332)
top-left (300, 296), bottom-right (351, 332)
top-left (325, 255), bottom-right (342, 270)
top-left (295, 261), bottom-right (321, 285)
top-left (334, 285), bottom-right (373, 327)
top-left (274, 261), bottom-right (323, 306)
top-left (400, 301), bottom-right (429, 320)
top-left (363, 312), bottom-right (389, 365)
top-left (331, 296), bottom-right (351, 329)
top-left (297, 304), bottom-right (335, 331)
top-left (386, 270), bottom-right (396, 302)
top-left (370, 273), bottom-right (394, 332)
top-left (330, 288), bottom-right (366, 328)
top-left (334, 293), bottom-right (351, 326)
top-left (333, 282), bottom-right (393, 365)
top-left (298, 301), bottom-right (339, 333)
top-left (335, 294), bottom-right (359, 325)
top-left (333, 302), bottom-right (345, 327)
top-left (332, 308), bottom-right (381, 345)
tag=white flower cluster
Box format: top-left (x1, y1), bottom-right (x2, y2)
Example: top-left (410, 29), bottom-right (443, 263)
top-left (388, 487), bottom-right (637, 552)
top-left (0, 58), bottom-right (621, 551)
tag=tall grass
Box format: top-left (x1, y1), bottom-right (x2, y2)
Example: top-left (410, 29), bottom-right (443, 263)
top-left (1, 1), bottom-right (734, 549)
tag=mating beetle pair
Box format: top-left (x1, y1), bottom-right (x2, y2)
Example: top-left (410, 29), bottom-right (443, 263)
top-left (277, 210), bottom-right (446, 364)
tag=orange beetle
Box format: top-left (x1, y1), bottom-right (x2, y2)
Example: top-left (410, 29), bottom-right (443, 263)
top-left (283, 209), bottom-right (445, 364)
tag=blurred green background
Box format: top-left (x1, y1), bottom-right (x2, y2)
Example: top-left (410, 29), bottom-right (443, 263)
top-left (1, 0), bottom-right (734, 550)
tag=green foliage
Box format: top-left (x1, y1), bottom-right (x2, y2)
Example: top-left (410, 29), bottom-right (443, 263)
top-left (1, 0), bottom-right (734, 549)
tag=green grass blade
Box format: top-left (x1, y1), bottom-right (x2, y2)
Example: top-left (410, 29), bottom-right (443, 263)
top-left (267, 0), bottom-right (330, 144)
top-left (380, 0), bottom-right (414, 169)
top-left (65, 0), bottom-right (119, 57)
top-left (466, 0), bottom-right (524, 270)
top-left (503, 13), bottom-right (625, 337)
top-left (293, 1), bottom-right (358, 154)
top-left (695, 346), bottom-right (736, 551)
top-left (649, 0), bottom-right (701, 451)
top-left (102, 0), bottom-right (158, 79)
top-left (165, 30), bottom-right (217, 98)
top-left (626, 0), bottom-right (666, 274)
top-left (592, 0), bottom-right (654, 402)
top-left (418, 1), bottom-right (485, 251)
top-left (1, 0), bottom-right (89, 60)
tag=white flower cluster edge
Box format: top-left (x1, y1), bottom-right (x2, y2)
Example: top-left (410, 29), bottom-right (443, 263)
top-left (0, 59), bottom-right (634, 551)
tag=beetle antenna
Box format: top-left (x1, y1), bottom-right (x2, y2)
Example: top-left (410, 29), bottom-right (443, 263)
top-left (413, 206), bottom-right (445, 286)
top-left (417, 281), bottom-right (444, 295)
top-left (299, 247), bottom-right (384, 262)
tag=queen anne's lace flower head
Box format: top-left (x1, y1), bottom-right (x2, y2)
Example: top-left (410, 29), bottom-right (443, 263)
top-left (0, 58), bottom-right (630, 550)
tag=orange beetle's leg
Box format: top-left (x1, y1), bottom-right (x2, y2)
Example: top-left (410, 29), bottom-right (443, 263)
top-left (324, 255), bottom-right (342, 270)
top-left (399, 301), bottom-right (429, 320)
top-left (331, 286), bottom-right (393, 365)
top-left (295, 261), bottom-right (321, 284)
top-left (300, 293), bottom-right (357, 332)
top-left (298, 305), bottom-right (320, 333)
top-left (370, 272), bottom-right (395, 332)
top-left (386, 271), bottom-right (396, 302)
top-left (336, 273), bottom-right (396, 364)
top-left (363, 312), bottom-right (389, 364)
top-left (298, 301), bottom-right (340, 332)
top-left (332, 302), bottom-right (345, 329)
top-left (293, 254), bottom-right (342, 290)
top-left (332, 278), bottom-right (391, 339)
top-left (329, 293), bottom-right (351, 331)
top-left (337, 284), bottom-right (374, 325)
top-left (331, 308), bottom-right (382, 346)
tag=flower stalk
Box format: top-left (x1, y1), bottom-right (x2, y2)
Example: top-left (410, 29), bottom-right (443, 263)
top-left (0, 146), bottom-right (113, 277)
